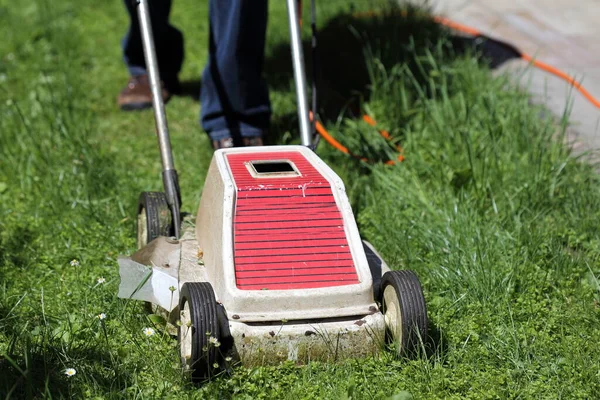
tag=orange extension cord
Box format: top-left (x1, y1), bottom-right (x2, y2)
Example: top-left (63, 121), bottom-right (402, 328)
top-left (433, 16), bottom-right (600, 109)
top-left (312, 13), bottom-right (600, 164)
top-left (311, 113), bottom-right (405, 165)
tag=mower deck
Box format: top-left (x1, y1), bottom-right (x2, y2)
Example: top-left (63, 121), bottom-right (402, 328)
top-left (119, 219), bottom-right (388, 366)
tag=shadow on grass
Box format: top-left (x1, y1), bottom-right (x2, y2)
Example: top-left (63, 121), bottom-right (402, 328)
top-left (0, 353), bottom-right (70, 399)
top-left (266, 9), bottom-right (441, 108)
top-left (425, 322), bottom-right (448, 360)
top-left (0, 341), bottom-right (135, 399)
top-left (177, 7), bottom-right (520, 146)
top-left (452, 35), bottom-right (521, 69)
top-left (0, 223), bottom-right (39, 271)
top-left (178, 79), bottom-right (201, 101)
top-left (265, 7), bottom-right (519, 142)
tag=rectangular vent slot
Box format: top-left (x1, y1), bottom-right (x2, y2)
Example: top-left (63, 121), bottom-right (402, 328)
top-left (248, 160), bottom-right (300, 177)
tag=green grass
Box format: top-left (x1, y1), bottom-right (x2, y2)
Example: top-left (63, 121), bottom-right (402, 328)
top-left (1, 0), bottom-right (600, 398)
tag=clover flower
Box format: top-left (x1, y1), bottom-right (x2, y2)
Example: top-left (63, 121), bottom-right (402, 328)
top-left (64, 368), bottom-right (76, 377)
top-left (97, 277), bottom-right (106, 284)
top-left (70, 259), bottom-right (80, 267)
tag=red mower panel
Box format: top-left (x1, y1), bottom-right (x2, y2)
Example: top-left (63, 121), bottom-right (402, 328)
top-left (226, 151), bottom-right (360, 290)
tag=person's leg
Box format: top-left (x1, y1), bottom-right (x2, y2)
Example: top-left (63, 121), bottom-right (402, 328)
top-left (121, 0), bottom-right (184, 91)
top-left (201, 0), bottom-right (270, 145)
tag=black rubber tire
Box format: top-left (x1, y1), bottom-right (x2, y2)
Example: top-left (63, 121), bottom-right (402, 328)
top-left (380, 270), bottom-right (428, 357)
top-left (178, 282), bottom-right (223, 382)
top-left (137, 191), bottom-right (173, 249)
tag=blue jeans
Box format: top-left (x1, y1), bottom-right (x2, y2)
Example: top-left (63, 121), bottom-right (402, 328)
top-left (122, 0), bottom-right (271, 141)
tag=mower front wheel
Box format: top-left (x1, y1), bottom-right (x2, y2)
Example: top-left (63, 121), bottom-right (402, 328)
top-left (178, 282), bottom-right (224, 382)
top-left (137, 191), bottom-right (173, 249)
top-left (380, 270), bottom-right (428, 357)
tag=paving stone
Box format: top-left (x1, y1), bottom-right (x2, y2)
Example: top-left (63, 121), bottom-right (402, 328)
top-left (424, 0), bottom-right (600, 153)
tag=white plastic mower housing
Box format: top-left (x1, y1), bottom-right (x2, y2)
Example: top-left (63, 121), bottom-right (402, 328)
top-left (198, 145), bottom-right (377, 321)
top-left (119, 145), bottom-right (427, 379)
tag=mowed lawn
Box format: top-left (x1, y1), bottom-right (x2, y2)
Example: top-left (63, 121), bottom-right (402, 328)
top-left (1, 0), bottom-right (600, 398)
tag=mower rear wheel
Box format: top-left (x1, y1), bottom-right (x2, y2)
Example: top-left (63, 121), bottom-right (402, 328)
top-left (178, 282), bottom-right (222, 382)
top-left (380, 270), bottom-right (428, 356)
top-left (137, 191), bottom-right (173, 249)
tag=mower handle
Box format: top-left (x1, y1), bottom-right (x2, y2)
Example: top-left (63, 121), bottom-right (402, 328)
top-left (134, 0), bottom-right (314, 239)
top-left (136, 0), bottom-right (182, 237)
top-left (286, 0), bottom-right (312, 147)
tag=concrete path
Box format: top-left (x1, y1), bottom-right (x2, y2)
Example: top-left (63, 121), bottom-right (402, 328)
top-left (429, 0), bottom-right (600, 154)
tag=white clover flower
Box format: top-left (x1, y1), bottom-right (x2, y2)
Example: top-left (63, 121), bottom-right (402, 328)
top-left (142, 327), bottom-right (155, 337)
top-left (212, 363), bottom-right (219, 368)
top-left (97, 277), bottom-right (106, 284)
top-left (64, 368), bottom-right (76, 377)
top-left (169, 286), bottom-right (176, 292)
top-left (98, 313), bottom-right (106, 320)
top-left (225, 356), bottom-right (232, 362)
top-left (70, 259), bottom-right (80, 267)
top-left (208, 337), bottom-right (220, 347)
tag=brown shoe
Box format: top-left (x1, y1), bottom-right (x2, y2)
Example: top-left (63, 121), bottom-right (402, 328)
top-left (117, 75), bottom-right (170, 111)
top-left (242, 137), bottom-right (264, 147)
top-left (212, 137), bottom-right (235, 150)
top-left (211, 136), bottom-right (264, 150)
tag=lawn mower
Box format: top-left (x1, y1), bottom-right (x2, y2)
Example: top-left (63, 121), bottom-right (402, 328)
top-left (118, 0), bottom-right (428, 381)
